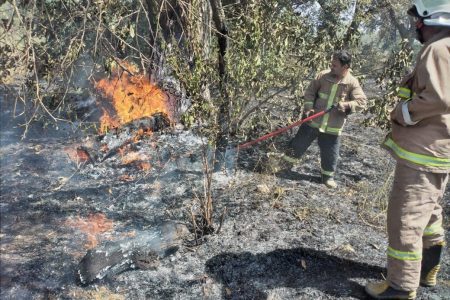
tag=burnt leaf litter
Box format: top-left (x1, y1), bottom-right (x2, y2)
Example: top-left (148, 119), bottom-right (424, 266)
top-left (1, 94), bottom-right (449, 300)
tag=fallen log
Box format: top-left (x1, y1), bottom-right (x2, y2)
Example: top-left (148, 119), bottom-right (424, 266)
top-left (77, 222), bottom-right (189, 285)
top-left (126, 112), bottom-right (171, 133)
top-left (99, 112), bottom-right (170, 162)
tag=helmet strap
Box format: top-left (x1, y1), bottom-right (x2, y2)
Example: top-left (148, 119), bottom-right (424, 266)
top-left (416, 18), bottom-right (425, 29)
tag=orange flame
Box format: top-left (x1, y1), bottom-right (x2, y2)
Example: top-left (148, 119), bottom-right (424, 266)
top-left (133, 128), bottom-right (152, 143)
top-left (65, 213), bottom-right (113, 249)
top-left (120, 151), bottom-right (151, 171)
top-left (99, 108), bottom-right (121, 133)
top-left (76, 148), bottom-right (91, 163)
top-left (95, 61), bottom-right (170, 134)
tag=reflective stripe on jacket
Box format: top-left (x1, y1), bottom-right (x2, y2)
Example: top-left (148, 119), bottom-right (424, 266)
top-left (304, 70), bottom-right (367, 135)
top-left (384, 31), bottom-right (450, 173)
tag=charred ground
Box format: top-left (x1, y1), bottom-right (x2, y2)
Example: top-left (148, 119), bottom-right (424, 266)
top-left (1, 91), bottom-right (449, 300)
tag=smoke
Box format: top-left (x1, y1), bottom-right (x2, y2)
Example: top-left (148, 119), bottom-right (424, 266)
top-left (66, 52), bottom-right (95, 90)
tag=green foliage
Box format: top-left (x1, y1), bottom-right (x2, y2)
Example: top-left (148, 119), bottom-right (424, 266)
top-left (226, 2), bottom-right (309, 122)
top-left (363, 40), bottom-right (414, 129)
top-left (164, 1), bottom-right (221, 138)
top-left (175, 0), bottom-right (353, 143)
top-left (1, 0), bottom-right (418, 138)
top-left (1, 0), bottom-right (420, 230)
top-left (1, 0), bottom-right (150, 127)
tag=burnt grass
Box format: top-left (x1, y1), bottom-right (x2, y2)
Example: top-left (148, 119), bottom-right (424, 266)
top-left (1, 94), bottom-right (449, 300)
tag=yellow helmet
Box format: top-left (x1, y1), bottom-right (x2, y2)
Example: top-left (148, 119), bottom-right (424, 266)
top-left (408, 0), bottom-right (450, 27)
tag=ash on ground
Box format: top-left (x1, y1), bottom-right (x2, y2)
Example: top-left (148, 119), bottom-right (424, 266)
top-left (1, 94), bottom-right (449, 300)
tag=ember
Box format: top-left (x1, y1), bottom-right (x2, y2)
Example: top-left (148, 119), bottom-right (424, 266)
top-left (64, 146), bottom-right (94, 165)
top-left (139, 162), bottom-right (151, 171)
top-left (76, 147), bottom-right (92, 163)
top-left (100, 143), bottom-right (109, 153)
top-left (65, 213), bottom-right (114, 249)
top-left (95, 61), bottom-right (172, 134)
top-left (118, 174), bottom-right (134, 181)
top-left (76, 222), bottom-right (189, 285)
top-left (99, 108), bottom-right (120, 133)
top-left (120, 151), bottom-right (149, 165)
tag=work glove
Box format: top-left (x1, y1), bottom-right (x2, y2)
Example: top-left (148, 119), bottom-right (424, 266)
top-left (302, 109), bottom-right (315, 119)
top-left (292, 106), bottom-right (302, 120)
top-left (337, 102), bottom-right (352, 115)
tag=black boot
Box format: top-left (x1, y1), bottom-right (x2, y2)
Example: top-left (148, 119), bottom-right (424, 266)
top-left (420, 241), bottom-right (445, 287)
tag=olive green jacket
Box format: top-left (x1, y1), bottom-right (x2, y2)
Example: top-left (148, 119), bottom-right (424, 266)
top-left (304, 69), bottom-right (367, 135)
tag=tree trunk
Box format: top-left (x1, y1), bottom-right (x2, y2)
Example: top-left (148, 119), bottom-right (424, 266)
top-left (316, 0), bottom-right (341, 37)
top-left (201, 0), bottom-right (213, 103)
top-left (209, 0), bottom-right (231, 147)
top-left (144, 0), bottom-right (185, 82)
top-left (383, 0), bottom-right (414, 47)
top-left (343, 1), bottom-right (361, 48)
top-left (210, 0), bottom-right (228, 85)
top-left (144, 0), bottom-right (159, 80)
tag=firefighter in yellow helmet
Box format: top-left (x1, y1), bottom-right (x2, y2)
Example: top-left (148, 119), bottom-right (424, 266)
top-left (365, 1), bottom-right (450, 299)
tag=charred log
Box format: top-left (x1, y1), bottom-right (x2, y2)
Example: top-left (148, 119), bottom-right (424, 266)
top-left (126, 112), bottom-right (171, 133)
top-left (210, 0), bottom-right (232, 146)
top-left (77, 222), bottom-right (189, 285)
top-left (99, 112), bottom-right (170, 162)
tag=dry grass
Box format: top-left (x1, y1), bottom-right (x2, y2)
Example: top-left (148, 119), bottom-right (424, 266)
top-left (68, 286), bottom-right (125, 300)
top-left (354, 168), bottom-right (395, 229)
top-left (293, 207), bottom-right (311, 221)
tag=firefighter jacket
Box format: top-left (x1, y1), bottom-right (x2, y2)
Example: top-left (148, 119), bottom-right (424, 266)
top-left (303, 69), bottom-right (367, 135)
top-left (384, 30), bottom-right (450, 173)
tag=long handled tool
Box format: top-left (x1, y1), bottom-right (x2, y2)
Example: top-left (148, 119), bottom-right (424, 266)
top-left (223, 105), bottom-right (336, 173)
top-left (238, 104), bottom-right (335, 150)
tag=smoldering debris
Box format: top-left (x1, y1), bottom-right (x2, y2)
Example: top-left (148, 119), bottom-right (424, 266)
top-left (4, 76), bottom-right (447, 299)
top-left (77, 222), bottom-right (189, 285)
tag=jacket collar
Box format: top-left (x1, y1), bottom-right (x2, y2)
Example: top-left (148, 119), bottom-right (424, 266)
top-left (415, 30), bottom-right (450, 60)
top-left (423, 30), bottom-right (450, 47)
top-left (324, 69), bottom-right (353, 85)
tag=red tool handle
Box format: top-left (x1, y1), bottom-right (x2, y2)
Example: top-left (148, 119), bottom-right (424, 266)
top-left (238, 105), bottom-right (335, 150)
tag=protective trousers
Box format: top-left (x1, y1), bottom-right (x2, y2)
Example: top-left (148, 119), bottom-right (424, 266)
top-left (387, 163), bottom-right (448, 291)
top-left (289, 123), bottom-right (340, 178)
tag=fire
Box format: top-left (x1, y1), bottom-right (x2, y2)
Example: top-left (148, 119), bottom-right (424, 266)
top-left (65, 213), bottom-right (113, 249)
top-left (121, 151), bottom-right (145, 165)
top-left (133, 128), bottom-right (152, 143)
top-left (64, 146), bottom-right (92, 164)
top-left (120, 152), bottom-right (151, 170)
top-left (76, 148), bottom-right (91, 163)
top-left (117, 146), bottom-right (127, 157)
top-left (99, 108), bottom-right (120, 133)
top-left (95, 61), bottom-right (171, 134)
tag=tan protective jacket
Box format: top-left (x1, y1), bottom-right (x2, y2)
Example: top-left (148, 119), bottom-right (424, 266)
top-left (384, 31), bottom-right (450, 173)
top-left (304, 70), bottom-right (367, 135)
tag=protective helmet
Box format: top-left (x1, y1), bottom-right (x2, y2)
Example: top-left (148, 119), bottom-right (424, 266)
top-left (408, 0), bottom-right (450, 27)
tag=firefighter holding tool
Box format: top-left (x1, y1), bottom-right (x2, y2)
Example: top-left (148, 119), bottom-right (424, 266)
top-left (287, 50), bottom-right (367, 188)
top-left (365, 1), bottom-right (450, 299)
